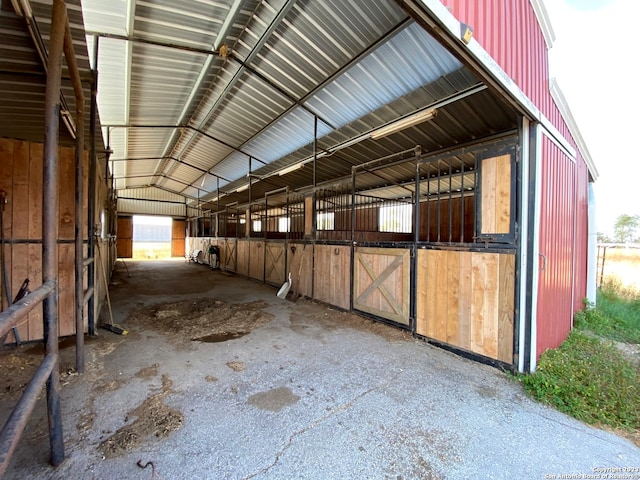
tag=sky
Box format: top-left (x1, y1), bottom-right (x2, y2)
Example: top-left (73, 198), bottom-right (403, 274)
top-left (543, 0), bottom-right (640, 236)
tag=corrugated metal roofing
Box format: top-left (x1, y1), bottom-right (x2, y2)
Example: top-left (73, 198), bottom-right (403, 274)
top-left (1, 0), bottom-right (524, 216)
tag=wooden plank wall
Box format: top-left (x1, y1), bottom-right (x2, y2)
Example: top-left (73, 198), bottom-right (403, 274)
top-left (353, 247), bottom-right (410, 325)
top-left (314, 244), bottom-right (351, 310)
top-left (419, 196), bottom-right (475, 243)
top-left (248, 240), bottom-right (264, 281)
top-left (416, 249), bottom-right (515, 363)
top-left (236, 239), bottom-right (249, 276)
top-left (480, 154), bottom-right (511, 235)
top-left (0, 138), bottom-right (90, 342)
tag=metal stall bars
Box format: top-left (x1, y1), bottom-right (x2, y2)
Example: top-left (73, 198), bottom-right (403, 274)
top-left (0, 0), bottom-right (84, 473)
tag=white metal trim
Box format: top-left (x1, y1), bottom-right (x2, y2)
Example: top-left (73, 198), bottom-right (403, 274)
top-left (529, 0), bottom-right (556, 49)
top-left (586, 184), bottom-right (597, 306)
top-left (518, 117), bottom-right (530, 373)
top-left (530, 125), bottom-right (543, 372)
top-left (549, 78), bottom-right (598, 180)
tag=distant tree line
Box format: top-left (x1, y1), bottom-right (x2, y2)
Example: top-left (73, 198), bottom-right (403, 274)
top-left (598, 214), bottom-right (640, 244)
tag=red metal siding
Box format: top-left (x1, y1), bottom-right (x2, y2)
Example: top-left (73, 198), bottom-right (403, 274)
top-left (440, 0), bottom-right (550, 111)
top-left (536, 136), bottom-right (576, 357)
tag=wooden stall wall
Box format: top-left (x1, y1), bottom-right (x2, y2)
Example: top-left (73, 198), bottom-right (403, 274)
top-left (354, 247), bottom-right (410, 326)
top-left (0, 139), bottom-right (90, 342)
top-left (313, 244), bottom-right (351, 310)
top-left (416, 249), bottom-right (515, 363)
top-left (286, 243), bottom-right (313, 298)
top-left (236, 239), bottom-right (249, 276)
top-left (265, 241), bottom-right (285, 286)
top-left (248, 240), bottom-right (265, 281)
top-left (419, 196), bottom-right (474, 243)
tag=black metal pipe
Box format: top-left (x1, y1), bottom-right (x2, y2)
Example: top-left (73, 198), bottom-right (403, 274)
top-left (72, 65), bottom-right (85, 375)
top-left (88, 35), bottom-right (98, 337)
top-left (0, 281), bottom-right (54, 339)
top-left (0, 353), bottom-right (57, 477)
top-left (42, 0), bottom-right (66, 466)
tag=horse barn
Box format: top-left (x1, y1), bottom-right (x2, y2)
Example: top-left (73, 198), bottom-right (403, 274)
top-left (0, 0), bottom-right (605, 477)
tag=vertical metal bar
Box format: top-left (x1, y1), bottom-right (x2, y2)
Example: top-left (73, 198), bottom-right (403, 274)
top-left (436, 162), bottom-right (441, 242)
top-left (460, 156), bottom-right (465, 243)
top-left (411, 146), bottom-right (422, 334)
top-left (414, 147), bottom-right (421, 245)
top-left (42, 0), bottom-right (66, 466)
top-left (426, 162), bottom-right (431, 242)
top-left (87, 34), bottom-right (98, 337)
top-left (74, 69), bottom-right (85, 375)
top-left (448, 157), bottom-right (453, 243)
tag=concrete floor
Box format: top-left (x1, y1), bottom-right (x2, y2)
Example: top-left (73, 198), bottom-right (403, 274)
top-left (3, 259), bottom-right (639, 479)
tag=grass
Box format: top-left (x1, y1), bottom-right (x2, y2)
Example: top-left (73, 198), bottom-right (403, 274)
top-left (522, 283), bottom-right (640, 443)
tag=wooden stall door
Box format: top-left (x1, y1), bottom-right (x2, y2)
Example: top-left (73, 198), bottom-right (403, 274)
top-left (416, 249), bottom-right (515, 363)
top-left (171, 219), bottom-right (186, 257)
top-left (117, 216), bottom-right (133, 258)
top-left (354, 247), bottom-right (410, 325)
top-left (265, 242), bottom-right (285, 286)
top-left (223, 238), bottom-right (237, 272)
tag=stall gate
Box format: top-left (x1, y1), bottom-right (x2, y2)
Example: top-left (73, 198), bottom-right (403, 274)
top-left (265, 241), bottom-right (286, 286)
top-left (353, 247), bottom-right (411, 326)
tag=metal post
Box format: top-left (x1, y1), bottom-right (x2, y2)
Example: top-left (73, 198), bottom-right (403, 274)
top-left (42, 0), bottom-right (66, 466)
top-left (88, 35), bottom-right (98, 336)
top-left (73, 55), bottom-right (85, 375)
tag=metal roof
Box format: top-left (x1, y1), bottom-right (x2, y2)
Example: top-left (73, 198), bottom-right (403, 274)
top-left (0, 0), bottom-right (521, 216)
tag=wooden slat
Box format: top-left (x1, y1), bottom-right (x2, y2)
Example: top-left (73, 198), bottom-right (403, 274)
top-left (498, 254), bottom-right (515, 362)
top-left (58, 146), bottom-right (75, 240)
top-left (481, 154), bottom-right (511, 235)
top-left (58, 243), bottom-right (74, 336)
top-left (415, 249), bottom-right (428, 336)
top-left (236, 240), bottom-right (249, 276)
top-left (304, 196), bottom-right (313, 237)
top-left (457, 251), bottom-right (472, 351)
top-left (446, 250), bottom-right (460, 345)
top-left (248, 241), bottom-right (264, 281)
top-left (28, 143), bottom-right (44, 339)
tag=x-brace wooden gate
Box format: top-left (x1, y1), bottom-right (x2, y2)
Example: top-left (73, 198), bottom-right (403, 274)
top-left (353, 247), bottom-right (410, 326)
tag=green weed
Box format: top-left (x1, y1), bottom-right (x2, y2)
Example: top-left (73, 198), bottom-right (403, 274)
top-left (522, 331), bottom-right (639, 430)
top-left (574, 282), bottom-right (640, 344)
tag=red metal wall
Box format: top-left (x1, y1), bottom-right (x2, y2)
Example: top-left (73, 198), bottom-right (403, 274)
top-left (536, 136), bottom-right (576, 357)
top-left (440, 0), bottom-right (550, 112)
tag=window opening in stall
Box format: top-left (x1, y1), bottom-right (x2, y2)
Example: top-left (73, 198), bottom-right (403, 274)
top-left (379, 204), bottom-right (412, 233)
